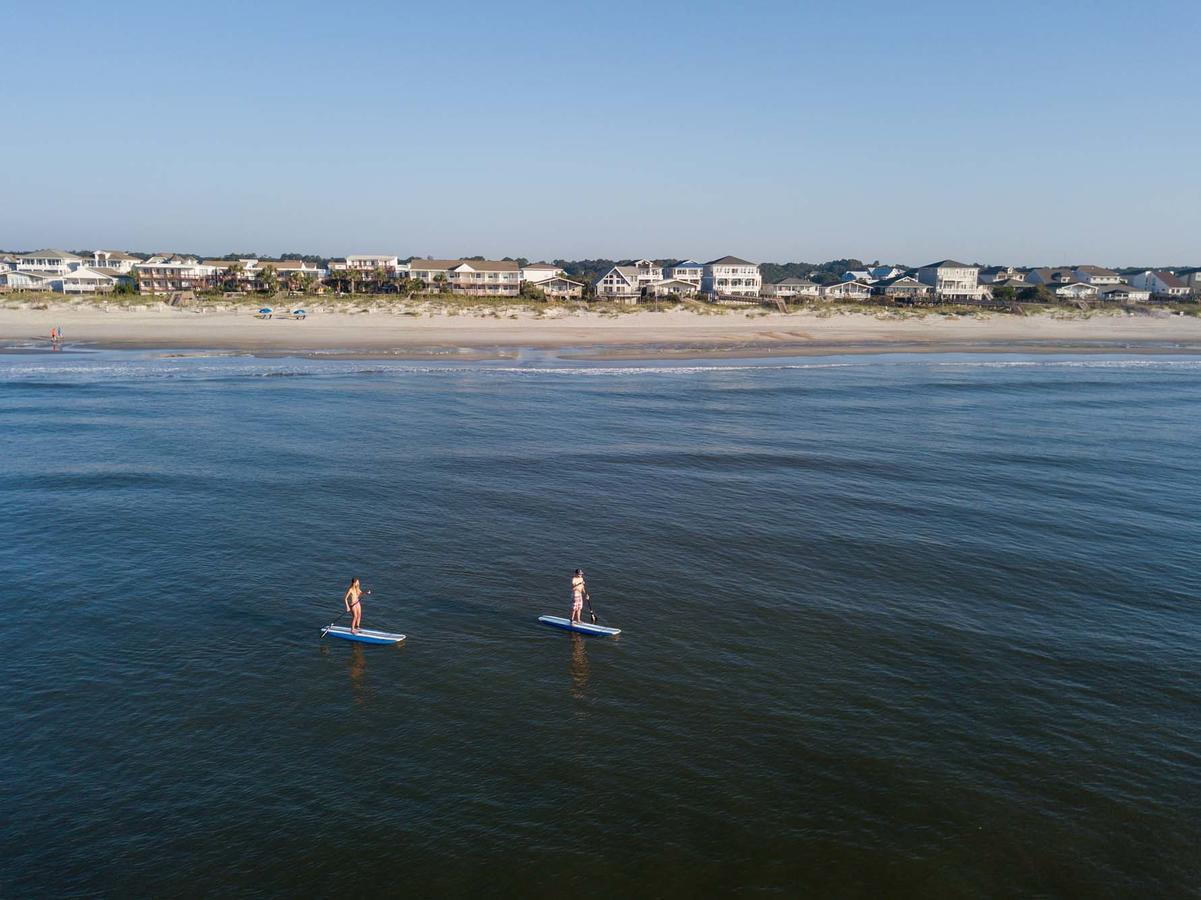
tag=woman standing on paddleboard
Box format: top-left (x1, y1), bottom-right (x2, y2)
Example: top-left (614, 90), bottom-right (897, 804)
top-left (344, 577), bottom-right (365, 633)
top-left (570, 570), bottom-right (586, 624)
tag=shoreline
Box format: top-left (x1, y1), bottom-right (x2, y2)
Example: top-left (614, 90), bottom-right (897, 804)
top-left (4, 305), bottom-right (1201, 360)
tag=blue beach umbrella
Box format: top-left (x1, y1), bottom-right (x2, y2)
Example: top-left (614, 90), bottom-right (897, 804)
top-left (259, 307), bottom-right (273, 314)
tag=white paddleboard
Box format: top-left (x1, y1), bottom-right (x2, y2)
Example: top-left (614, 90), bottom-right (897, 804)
top-left (322, 625), bottom-right (405, 645)
top-left (538, 615), bottom-right (621, 637)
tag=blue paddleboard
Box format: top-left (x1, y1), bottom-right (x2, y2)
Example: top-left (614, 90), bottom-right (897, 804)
top-left (538, 615), bottom-right (621, 637)
top-left (322, 625), bottom-right (405, 645)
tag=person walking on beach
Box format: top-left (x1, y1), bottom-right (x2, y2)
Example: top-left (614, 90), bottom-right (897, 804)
top-left (570, 569), bottom-right (587, 624)
top-left (343, 577), bottom-right (366, 633)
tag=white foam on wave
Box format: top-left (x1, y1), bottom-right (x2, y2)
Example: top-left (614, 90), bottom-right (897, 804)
top-left (937, 359), bottom-right (1201, 370)
top-left (0, 359), bottom-right (856, 383)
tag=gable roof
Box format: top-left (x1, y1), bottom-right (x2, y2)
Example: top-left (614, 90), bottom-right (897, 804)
top-left (1074, 264), bottom-right (1117, 276)
top-left (410, 258), bottom-right (518, 272)
top-left (774, 277), bottom-right (818, 286)
top-left (522, 262), bottom-right (560, 270)
top-left (670, 259), bottom-right (703, 269)
top-left (1151, 270), bottom-right (1186, 288)
top-left (93, 250), bottom-right (140, 261)
top-left (20, 249), bottom-right (82, 261)
top-left (920, 259), bottom-right (975, 269)
top-left (705, 255), bottom-right (755, 266)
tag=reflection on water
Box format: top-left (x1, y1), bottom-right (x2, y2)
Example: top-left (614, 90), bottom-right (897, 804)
top-left (569, 633), bottom-right (589, 700)
top-left (348, 644), bottom-right (368, 705)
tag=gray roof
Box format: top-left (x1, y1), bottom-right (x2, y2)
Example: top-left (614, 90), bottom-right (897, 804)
top-left (920, 259), bottom-right (976, 269)
top-left (1152, 270), bottom-right (1186, 288)
top-left (1074, 264), bottom-right (1117, 276)
top-left (773, 277), bottom-right (817, 286)
top-left (704, 255), bottom-right (755, 266)
top-left (20, 249), bottom-right (82, 260)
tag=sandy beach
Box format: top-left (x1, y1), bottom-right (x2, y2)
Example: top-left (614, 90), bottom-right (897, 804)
top-left (4, 302), bottom-right (1201, 358)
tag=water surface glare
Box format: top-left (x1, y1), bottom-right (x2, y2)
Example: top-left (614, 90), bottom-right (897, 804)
top-left (2, 351), bottom-right (1199, 897)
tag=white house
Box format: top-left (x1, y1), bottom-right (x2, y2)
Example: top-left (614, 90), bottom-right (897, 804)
top-left (761, 277), bottom-right (821, 299)
top-left (0, 270), bottom-right (56, 291)
top-left (1072, 265), bottom-right (1122, 285)
top-left (822, 280), bottom-right (873, 301)
top-left (702, 256), bottom-right (761, 297)
top-left (532, 275), bottom-right (584, 299)
top-left (663, 260), bottom-right (704, 287)
top-left (520, 262), bottom-right (564, 284)
top-left (595, 267), bottom-right (643, 300)
top-left (407, 259), bottom-right (521, 296)
top-left (916, 260), bottom-right (982, 301)
top-left (877, 275), bottom-right (932, 301)
top-left (979, 266), bottom-right (1026, 284)
top-left (17, 249), bottom-right (83, 274)
top-left (1125, 270), bottom-right (1190, 299)
top-left (333, 255), bottom-right (402, 272)
top-left (56, 267), bottom-right (118, 294)
top-left (87, 250), bottom-right (140, 273)
top-left (1097, 284), bottom-right (1151, 303)
top-left (594, 259), bottom-right (664, 300)
top-left (1053, 282), bottom-right (1098, 300)
top-left (646, 278), bottom-right (699, 298)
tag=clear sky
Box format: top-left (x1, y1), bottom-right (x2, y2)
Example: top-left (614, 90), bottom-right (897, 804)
top-left (4, 0), bottom-right (1199, 266)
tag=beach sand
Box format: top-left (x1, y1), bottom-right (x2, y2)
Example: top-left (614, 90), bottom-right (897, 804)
top-left (3, 303), bottom-right (1201, 358)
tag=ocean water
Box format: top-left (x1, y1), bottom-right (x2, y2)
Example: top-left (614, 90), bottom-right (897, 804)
top-left (2, 350), bottom-right (1199, 898)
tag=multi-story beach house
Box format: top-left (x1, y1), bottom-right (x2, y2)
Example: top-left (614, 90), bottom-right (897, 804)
top-left (87, 250), bottom-right (140, 273)
top-left (56, 267), bottom-right (119, 294)
top-left (702, 256), bottom-right (761, 298)
top-left (16, 249), bottom-right (83, 274)
top-left (407, 259), bottom-right (521, 296)
top-left (1125, 270), bottom-right (1190, 299)
top-left (134, 256), bottom-right (219, 294)
top-left (520, 262), bottom-right (564, 284)
top-left (979, 266), bottom-right (1026, 284)
top-left (916, 260), bottom-right (982, 301)
top-left (594, 260), bottom-right (665, 301)
top-left (1072, 265), bottom-right (1122, 286)
top-left (1024, 267), bottom-right (1077, 286)
top-left (1177, 269), bottom-right (1201, 296)
top-left (761, 277), bottom-right (821, 299)
top-left (663, 260), bottom-right (704, 288)
top-left (331, 255), bottom-right (403, 273)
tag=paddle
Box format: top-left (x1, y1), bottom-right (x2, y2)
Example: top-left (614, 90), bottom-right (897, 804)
top-left (583, 591), bottom-right (598, 625)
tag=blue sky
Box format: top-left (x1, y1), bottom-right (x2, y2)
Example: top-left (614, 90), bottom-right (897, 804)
top-left (3, 0), bottom-right (1199, 265)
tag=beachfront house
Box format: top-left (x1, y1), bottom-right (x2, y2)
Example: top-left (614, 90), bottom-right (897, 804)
top-left (407, 259), bottom-right (521, 296)
top-left (594, 260), bottom-right (665, 301)
top-left (532, 275), bottom-right (585, 299)
top-left (646, 279), bottom-right (700, 299)
top-left (332, 255), bottom-right (402, 273)
top-left (1025, 267), bottom-right (1077, 286)
top-left (0, 270), bottom-right (56, 291)
top-left (16, 249), bottom-right (83, 274)
top-left (87, 250), bottom-right (140, 273)
top-left (702, 256), bottom-right (761, 298)
top-left (1072, 265), bottom-right (1122, 286)
top-left (520, 262), bottom-right (564, 284)
top-left (1097, 284), bottom-right (1151, 303)
top-left (1177, 269), bottom-right (1201, 296)
top-left (979, 266), bottom-right (1026, 284)
top-left (876, 275), bottom-right (932, 301)
top-left (1053, 282), bottom-right (1099, 300)
top-left (916, 260), bottom-right (983, 301)
top-left (822, 280), bottom-right (873, 301)
top-left (55, 267), bottom-right (119, 294)
top-left (869, 265), bottom-right (906, 281)
top-left (761, 277), bottom-right (821, 299)
top-left (663, 260), bottom-right (704, 288)
top-left (843, 269), bottom-right (875, 283)
top-left (134, 256), bottom-right (220, 294)
top-left (1125, 270), bottom-right (1190, 299)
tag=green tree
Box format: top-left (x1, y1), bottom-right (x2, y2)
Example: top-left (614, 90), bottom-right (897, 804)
top-left (258, 264), bottom-right (279, 296)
